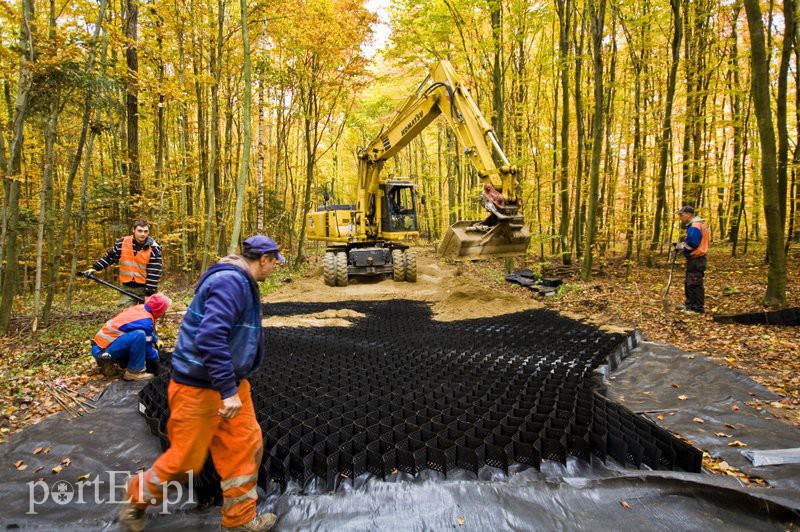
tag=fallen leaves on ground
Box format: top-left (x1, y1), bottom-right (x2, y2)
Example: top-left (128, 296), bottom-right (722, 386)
top-left (703, 454), bottom-right (766, 486)
top-left (0, 308), bottom-right (184, 436)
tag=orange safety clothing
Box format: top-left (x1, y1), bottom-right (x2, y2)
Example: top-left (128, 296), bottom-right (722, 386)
top-left (120, 235), bottom-right (151, 285)
top-left (127, 379), bottom-right (263, 528)
top-left (688, 221), bottom-right (710, 258)
top-left (93, 305), bottom-right (154, 350)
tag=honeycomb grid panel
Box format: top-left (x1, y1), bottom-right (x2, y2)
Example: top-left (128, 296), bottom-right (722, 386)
top-left (139, 300), bottom-right (702, 498)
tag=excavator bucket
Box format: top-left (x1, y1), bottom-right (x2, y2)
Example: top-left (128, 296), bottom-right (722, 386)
top-left (438, 217), bottom-right (531, 260)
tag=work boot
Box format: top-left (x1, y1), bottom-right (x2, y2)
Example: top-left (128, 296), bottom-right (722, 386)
top-left (118, 505), bottom-right (147, 532)
top-left (221, 513), bottom-right (277, 531)
top-left (123, 369), bottom-right (155, 381)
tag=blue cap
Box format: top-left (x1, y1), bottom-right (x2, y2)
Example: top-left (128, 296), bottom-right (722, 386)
top-left (243, 235), bottom-right (286, 263)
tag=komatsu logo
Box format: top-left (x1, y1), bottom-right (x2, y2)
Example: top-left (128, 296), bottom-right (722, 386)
top-left (401, 111), bottom-right (424, 137)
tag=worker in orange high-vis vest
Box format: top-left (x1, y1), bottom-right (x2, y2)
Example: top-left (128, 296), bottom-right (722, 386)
top-left (119, 235), bottom-right (284, 532)
top-left (674, 205), bottom-right (710, 313)
top-left (91, 294), bottom-right (172, 381)
top-left (84, 220), bottom-right (162, 307)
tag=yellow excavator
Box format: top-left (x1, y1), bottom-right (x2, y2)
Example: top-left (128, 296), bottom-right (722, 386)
top-left (306, 60), bottom-right (531, 286)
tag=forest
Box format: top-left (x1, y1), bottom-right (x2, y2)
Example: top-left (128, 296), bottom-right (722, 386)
top-left (0, 0), bottom-right (798, 333)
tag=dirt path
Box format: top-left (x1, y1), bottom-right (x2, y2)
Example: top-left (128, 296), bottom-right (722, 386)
top-left (265, 249), bottom-right (540, 326)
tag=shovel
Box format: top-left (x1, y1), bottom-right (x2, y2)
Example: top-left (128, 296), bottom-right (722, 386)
top-left (79, 271), bottom-right (145, 303)
top-left (661, 247), bottom-right (678, 313)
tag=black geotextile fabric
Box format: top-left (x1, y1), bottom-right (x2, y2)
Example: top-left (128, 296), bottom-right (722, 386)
top-left (138, 300), bottom-right (702, 502)
top-left (603, 340), bottom-right (800, 507)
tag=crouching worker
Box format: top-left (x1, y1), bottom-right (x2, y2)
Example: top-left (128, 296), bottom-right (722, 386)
top-left (92, 293), bottom-right (172, 381)
top-left (119, 235), bottom-right (284, 532)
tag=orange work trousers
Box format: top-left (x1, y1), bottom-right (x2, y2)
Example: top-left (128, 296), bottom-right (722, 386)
top-left (127, 379), bottom-right (263, 528)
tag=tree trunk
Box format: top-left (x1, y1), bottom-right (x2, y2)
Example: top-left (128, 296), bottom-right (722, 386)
top-left (581, 0), bottom-right (605, 281)
top-left (626, 65), bottom-right (642, 265)
top-left (67, 106), bottom-right (102, 309)
top-left (33, 101), bottom-right (59, 334)
top-left (551, 64), bottom-right (559, 256)
top-left (491, 0), bottom-right (504, 147)
top-left (728, 4), bottom-right (744, 251)
top-left (154, 7), bottom-right (165, 192)
top-left (743, 0), bottom-right (787, 306)
top-left (599, 16), bottom-right (617, 256)
top-left (34, 0), bottom-right (60, 332)
top-left (0, 110), bottom-right (7, 281)
top-left (41, 0), bottom-right (107, 325)
top-left (257, 77), bottom-right (266, 231)
top-left (204, 0), bottom-right (223, 271)
top-left (0, 0), bottom-right (35, 334)
top-left (191, 35), bottom-right (205, 259)
top-left (125, 0), bottom-right (141, 197)
top-left (573, 10), bottom-right (586, 258)
top-left (793, 0), bottom-right (800, 243)
top-left (651, 0), bottom-right (682, 253)
top-left (229, 0), bottom-right (252, 254)
top-left (776, 0), bottom-right (795, 231)
top-left (556, 0), bottom-right (572, 265)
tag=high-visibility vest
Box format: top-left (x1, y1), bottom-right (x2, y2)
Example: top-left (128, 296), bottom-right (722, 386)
top-left (119, 235), bottom-right (150, 285)
top-left (94, 305), bottom-right (154, 349)
top-left (688, 221), bottom-right (710, 258)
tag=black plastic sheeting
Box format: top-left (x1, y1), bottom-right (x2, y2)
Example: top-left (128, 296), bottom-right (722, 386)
top-left (603, 340), bottom-right (800, 509)
top-left (2, 303), bottom-right (800, 530)
top-left (139, 301), bottom-right (701, 501)
top-left (713, 307), bottom-right (800, 326)
top-left (2, 379), bottom-right (798, 530)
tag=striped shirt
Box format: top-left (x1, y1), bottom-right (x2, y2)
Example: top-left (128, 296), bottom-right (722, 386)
top-left (93, 236), bottom-right (163, 294)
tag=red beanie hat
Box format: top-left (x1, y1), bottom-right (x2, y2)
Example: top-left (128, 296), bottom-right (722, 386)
top-left (145, 294), bottom-right (172, 318)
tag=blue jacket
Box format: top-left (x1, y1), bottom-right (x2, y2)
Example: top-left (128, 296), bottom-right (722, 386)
top-left (91, 304), bottom-right (159, 360)
top-left (171, 257), bottom-right (264, 398)
top-left (683, 216), bottom-right (706, 257)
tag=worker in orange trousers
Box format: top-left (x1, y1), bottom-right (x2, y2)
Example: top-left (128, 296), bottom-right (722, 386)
top-left (120, 235), bottom-right (285, 532)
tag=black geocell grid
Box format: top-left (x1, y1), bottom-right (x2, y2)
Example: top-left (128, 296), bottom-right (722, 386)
top-left (139, 300), bottom-right (702, 499)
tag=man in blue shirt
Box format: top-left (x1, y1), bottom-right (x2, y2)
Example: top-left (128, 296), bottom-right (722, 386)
top-left (120, 235), bottom-right (284, 532)
top-left (674, 205), bottom-right (710, 313)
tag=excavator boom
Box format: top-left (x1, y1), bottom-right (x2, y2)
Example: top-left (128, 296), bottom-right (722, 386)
top-left (359, 61), bottom-right (530, 260)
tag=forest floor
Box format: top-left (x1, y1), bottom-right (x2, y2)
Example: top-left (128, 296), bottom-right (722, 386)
top-left (1, 241), bottom-right (798, 455)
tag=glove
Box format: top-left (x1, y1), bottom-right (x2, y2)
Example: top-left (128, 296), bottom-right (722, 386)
top-left (83, 268), bottom-right (96, 276)
top-left (673, 242), bottom-right (686, 251)
top-left (145, 359), bottom-right (162, 375)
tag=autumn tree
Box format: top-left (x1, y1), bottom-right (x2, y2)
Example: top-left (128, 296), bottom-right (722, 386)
top-left (743, 0), bottom-right (787, 306)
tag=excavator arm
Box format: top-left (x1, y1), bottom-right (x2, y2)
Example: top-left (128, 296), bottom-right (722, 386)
top-left (357, 60), bottom-right (530, 259)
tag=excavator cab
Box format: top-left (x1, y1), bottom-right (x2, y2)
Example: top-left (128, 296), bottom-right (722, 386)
top-left (380, 181), bottom-right (418, 235)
